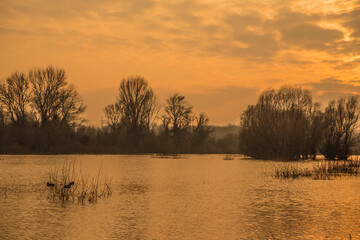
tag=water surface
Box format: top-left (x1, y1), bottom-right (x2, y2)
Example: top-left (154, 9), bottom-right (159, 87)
top-left (1, 155), bottom-right (359, 239)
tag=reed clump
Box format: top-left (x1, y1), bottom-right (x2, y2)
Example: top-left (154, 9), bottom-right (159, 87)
top-left (47, 160), bottom-right (111, 203)
top-left (275, 160), bottom-right (360, 179)
top-left (223, 154), bottom-right (235, 160)
top-left (151, 153), bottom-right (185, 159)
top-left (275, 164), bottom-right (312, 179)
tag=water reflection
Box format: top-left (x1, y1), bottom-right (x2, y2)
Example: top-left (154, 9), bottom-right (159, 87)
top-left (1, 155), bottom-right (360, 239)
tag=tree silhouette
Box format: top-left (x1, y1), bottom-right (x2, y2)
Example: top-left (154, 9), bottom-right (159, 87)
top-left (29, 66), bottom-right (86, 127)
top-left (162, 93), bottom-right (193, 151)
top-left (104, 103), bottom-right (122, 130)
top-left (0, 72), bottom-right (31, 126)
top-left (240, 86), bottom-right (320, 160)
top-left (105, 76), bottom-right (158, 147)
top-left (191, 113), bottom-right (213, 153)
top-left (320, 95), bottom-right (360, 160)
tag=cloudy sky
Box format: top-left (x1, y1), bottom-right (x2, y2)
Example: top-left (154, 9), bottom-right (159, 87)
top-left (1, 0), bottom-right (359, 125)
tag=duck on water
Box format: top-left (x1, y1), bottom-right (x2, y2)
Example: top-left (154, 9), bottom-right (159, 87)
top-left (46, 181), bottom-right (74, 188)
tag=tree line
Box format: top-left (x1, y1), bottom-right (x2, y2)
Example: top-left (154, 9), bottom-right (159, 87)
top-left (0, 67), bottom-right (234, 154)
top-left (240, 86), bottom-right (360, 160)
top-left (1, 66), bottom-right (359, 159)
top-left (102, 76), bottom-right (215, 153)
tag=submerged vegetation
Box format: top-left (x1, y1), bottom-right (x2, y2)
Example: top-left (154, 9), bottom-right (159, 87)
top-left (275, 160), bottom-right (360, 179)
top-left (151, 153), bottom-right (186, 159)
top-left (47, 160), bottom-right (111, 203)
top-left (223, 154), bottom-right (235, 160)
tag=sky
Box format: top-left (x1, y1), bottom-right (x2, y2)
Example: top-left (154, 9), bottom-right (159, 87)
top-left (0, 0), bottom-right (360, 125)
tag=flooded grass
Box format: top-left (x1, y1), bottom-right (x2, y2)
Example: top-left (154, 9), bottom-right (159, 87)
top-left (150, 153), bottom-right (186, 159)
top-left (47, 160), bottom-right (111, 203)
top-left (223, 154), bottom-right (235, 160)
top-left (275, 164), bottom-right (312, 179)
top-left (275, 160), bottom-right (360, 179)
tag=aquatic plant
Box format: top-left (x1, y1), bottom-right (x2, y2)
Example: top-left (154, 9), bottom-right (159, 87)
top-left (151, 153), bottom-right (185, 159)
top-left (275, 160), bottom-right (360, 179)
top-left (275, 164), bottom-right (312, 179)
top-left (47, 160), bottom-right (111, 203)
top-left (223, 154), bottom-right (235, 160)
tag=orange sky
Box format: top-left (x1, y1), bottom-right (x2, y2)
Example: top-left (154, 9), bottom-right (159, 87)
top-left (1, 0), bottom-right (360, 125)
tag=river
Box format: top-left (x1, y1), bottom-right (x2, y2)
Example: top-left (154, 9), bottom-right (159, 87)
top-left (0, 155), bottom-right (359, 239)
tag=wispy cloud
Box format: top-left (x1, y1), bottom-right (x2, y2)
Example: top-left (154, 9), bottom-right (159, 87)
top-left (301, 77), bottom-right (360, 103)
top-left (1, 0), bottom-right (359, 124)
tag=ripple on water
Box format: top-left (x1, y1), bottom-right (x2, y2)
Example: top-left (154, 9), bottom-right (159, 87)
top-left (0, 154), bottom-right (360, 239)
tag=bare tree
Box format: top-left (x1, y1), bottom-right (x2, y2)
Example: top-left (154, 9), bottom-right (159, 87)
top-left (191, 113), bottom-right (213, 153)
top-left (240, 86), bottom-right (319, 160)
top-left (104, 76), bottom-right (158, 147)
top-left (28, 66), bottom-right (86, 127)
top-left (104, 103), bottom-right (122, 130)
top-left (195, 113), bottom-right (210, 130)
top-left (162, 93), bottom-right (193, 147)
top-left (58, 84), bottom-right (87, 126)
top-left (117, 76), bottom-right (158, 132)
top-left (0, 72), bottom-right (31, 125)
top-left (320, 95), bottom-right (360, 160)
top-left (143, 92), bottom-right (159, 130)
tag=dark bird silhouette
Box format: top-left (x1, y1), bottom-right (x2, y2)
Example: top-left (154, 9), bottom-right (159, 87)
top-left (47, 182), bottom-right (55, 187)
top-left (64, 181), bottom-right (74, 188)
